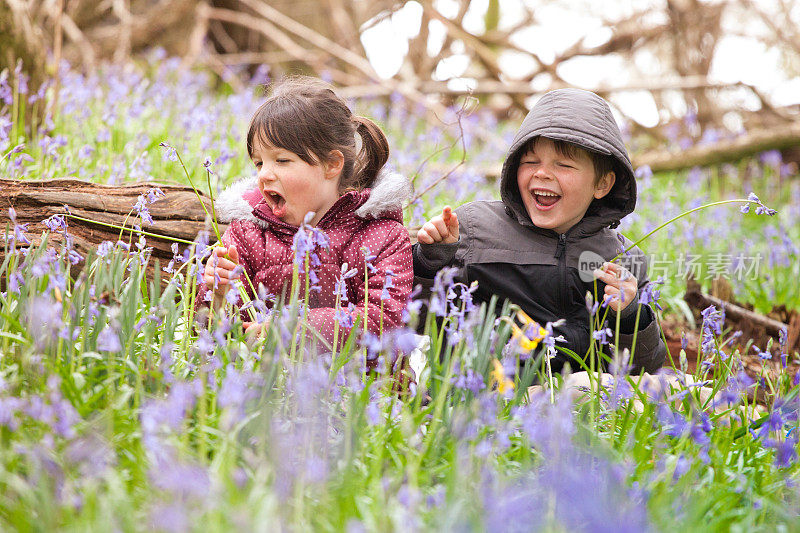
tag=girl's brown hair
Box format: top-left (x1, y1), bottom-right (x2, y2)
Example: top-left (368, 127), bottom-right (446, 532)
top-left (246, 76), bottom-right (389, 191)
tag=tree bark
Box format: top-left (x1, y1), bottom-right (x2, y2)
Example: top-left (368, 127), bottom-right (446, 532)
top-left (0, 178), bottom-right (224, 282)
top-left (634, 122), bottom-right (800, 173)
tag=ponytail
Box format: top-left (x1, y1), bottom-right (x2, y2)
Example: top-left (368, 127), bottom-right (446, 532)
top-left (352, 116), bottom-right (389, 190)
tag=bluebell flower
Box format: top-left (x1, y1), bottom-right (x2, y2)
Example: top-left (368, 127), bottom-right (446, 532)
top-left (365, 401), bottom-right (381, 426)
top-left (42, 214), bottom-right (68, 233)
top-left (96, 240), bottom-right (115, 258)
top-left (701, 305), bottom-right (724, 335)
top-left (194, 329), bottom-right (215, 354)
top-left (764, 435), bottom-right (798, 468)
top-left (752, 345), bottom-right (772, 360)
top-left (381, 269), bottom-right (395, 301)
top-left (585, 291), bottom-right (599, 315)
top-left (592, 327), bottom-right (614, 345)
top-left (158, 141), bottom-right (178, 162)
top-left (8, 207), bottom-right (30, 246)
top-left (428, 267), bottom-right (458, 317)
top-left (97, 324), bottom-right (122, 352)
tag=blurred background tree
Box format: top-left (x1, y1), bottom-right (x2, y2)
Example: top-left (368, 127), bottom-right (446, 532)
top-left (2, 0), bottom-right (800, 171)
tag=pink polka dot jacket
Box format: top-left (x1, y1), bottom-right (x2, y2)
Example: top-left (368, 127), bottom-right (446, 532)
top-left (199, 168), bottom-right (414, 348)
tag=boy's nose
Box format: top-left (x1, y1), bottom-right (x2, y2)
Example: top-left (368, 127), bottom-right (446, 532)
top-left (533, 166), bottom-right (552, 179)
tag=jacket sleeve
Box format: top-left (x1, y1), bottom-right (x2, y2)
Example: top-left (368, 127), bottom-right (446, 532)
top-left (608, 243), bottom-right (667, 374)
top-left (305, 220), bottom-right (413, 348)
top-left (413, 240), bottom-right (460, 278)
top-left (412, 204), bottom-right (470, 278)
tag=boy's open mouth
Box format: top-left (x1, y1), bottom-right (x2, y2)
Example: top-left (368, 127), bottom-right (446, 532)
top-left (533, 190), bottom-right (561, 209)
top-left (264, 190), bottom-right (287, 218)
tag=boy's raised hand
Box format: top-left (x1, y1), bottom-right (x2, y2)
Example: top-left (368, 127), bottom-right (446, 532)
top-left (204, 244), bottom-right (240, 295)
top-left (417, 206), bottom-right (459, 245)
top-left (593, 262), bottom-right (638, 313)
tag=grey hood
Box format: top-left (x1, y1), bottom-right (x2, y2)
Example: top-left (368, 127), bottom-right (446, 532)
top-left (499, 88), bottom-right (636, 236)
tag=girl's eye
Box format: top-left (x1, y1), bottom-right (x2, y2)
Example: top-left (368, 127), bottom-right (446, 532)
top-left (253, 161), bottom-right (262, 169)
top-left (277, 158), bottom-right (292, 163)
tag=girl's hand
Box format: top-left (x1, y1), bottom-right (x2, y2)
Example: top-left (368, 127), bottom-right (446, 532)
top-left (417, 206), bottom-right (459, 245)
top-left (204, 244), bottom-right (240, 296)
top-left (243, 319), bottom-right (270, 343)
top-left (593, 262), bottom-right (637, 313)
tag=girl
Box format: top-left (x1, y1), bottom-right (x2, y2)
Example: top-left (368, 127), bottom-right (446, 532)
top-left (198, 76), bottom-right (414, 349)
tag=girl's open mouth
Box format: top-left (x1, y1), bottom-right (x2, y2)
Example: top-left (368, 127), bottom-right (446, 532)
top-left (533, 191), bottom-right (561, 209)
top-left (265, 191), bottom-right (287, 218)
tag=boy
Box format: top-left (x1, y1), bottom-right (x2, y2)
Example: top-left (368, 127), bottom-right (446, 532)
top-left (413, 88), bottom-right (666, 374)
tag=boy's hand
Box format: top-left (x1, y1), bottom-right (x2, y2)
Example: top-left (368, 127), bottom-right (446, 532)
top-left (593, 262), bottom-right (637, 313)
top-left (417, 206), bottom-right (459, 245)
top-left (204, 244), bottom-right (240, 296)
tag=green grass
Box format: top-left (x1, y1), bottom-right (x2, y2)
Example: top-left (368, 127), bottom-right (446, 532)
top-left (0, 58), bottom-right (799, 531)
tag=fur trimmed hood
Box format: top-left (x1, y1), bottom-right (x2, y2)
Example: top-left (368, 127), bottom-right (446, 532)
top-left (214, 167), bottom-right (413, 229)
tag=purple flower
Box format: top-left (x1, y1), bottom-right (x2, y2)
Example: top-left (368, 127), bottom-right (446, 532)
top-left (381, 269), bottom-right (395, 301)
top-left (365, 401), bottom-right (381, 426)
top-left (43, 214), bottom-right (68, 233)
top-left (764, 434), bottom-right (798, 468)
top-left (150, 456), bottom-right (210, 500)
top-left (159, 142), bottom-right (178, 162)
top-left (97, 324), bottom-right (122, 352)
top-left (452, 368), bottom-right (486, 395)
top-left (592, 327), bottom-right (614, 345)
top-left (585, 291), bottom-right (599, 315)
top-left (96, 240), bottom-right (115, 258)
top-left (634, 165), bottom-right (653, 180)
top-left (148, 503), bottom-right (190, 533)
top-left (8, 207), bottom-right (31, 246)
top-left (639, 277), bottom-right (664, 309)
top-left (26, 295), bottom-right (63, 347)
top-left (744, 192), bottom-right (777, 216)
top-left (752, 345), bottom-right (772, 360)
top-left (701, 305), bottom-right (724, 336)
top-left (194, 329), bottom-right (215, 354)
top-left (656, 404), bottom-right (689, 439)
top-left (760, 149), bottom-right (782, 168)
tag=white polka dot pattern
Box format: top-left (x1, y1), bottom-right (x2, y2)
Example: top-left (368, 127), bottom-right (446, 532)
top-left (197, 187), bottom-right (413, 345)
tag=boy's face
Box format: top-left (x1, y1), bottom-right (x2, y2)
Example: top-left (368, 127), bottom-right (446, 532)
top-left (516, 138), bottom-right (615, 235)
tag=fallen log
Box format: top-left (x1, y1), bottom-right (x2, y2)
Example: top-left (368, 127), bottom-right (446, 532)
top-left (635, 121), bottom-right (800, 173)
top-left (0, 178), bottom-right (224, 282)
top-left (684, 282), bottom-right (797, 353)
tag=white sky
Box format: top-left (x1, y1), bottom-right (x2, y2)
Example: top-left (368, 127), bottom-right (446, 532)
top-left (360, 0), bottom-right (800, 127)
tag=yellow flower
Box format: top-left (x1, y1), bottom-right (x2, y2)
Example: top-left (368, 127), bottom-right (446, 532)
top-left (511, 310), bottom-right (547, 352)
top-left (491, 359), bottom-right (515, 395)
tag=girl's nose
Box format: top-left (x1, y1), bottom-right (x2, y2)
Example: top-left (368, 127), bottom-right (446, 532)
top-left (258, 164), bottom-right (276, 182)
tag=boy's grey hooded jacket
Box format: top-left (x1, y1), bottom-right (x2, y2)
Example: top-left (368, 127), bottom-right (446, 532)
top-left (414, 88), bottom-right (666, 374)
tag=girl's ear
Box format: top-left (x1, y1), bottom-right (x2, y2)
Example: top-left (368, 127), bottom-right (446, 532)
top-left (593, 171), bottom-right (616, 199)
top-left (325, 150), bottom-right (345, 180)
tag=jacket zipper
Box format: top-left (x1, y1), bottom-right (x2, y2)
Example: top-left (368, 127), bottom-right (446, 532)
top-left (554, 233), bottom-right (568, 316)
